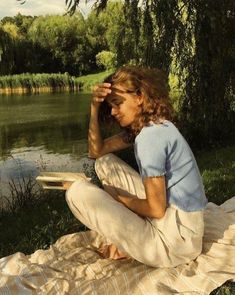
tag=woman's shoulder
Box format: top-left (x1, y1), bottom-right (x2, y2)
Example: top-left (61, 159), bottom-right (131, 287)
top-left (135, 120), bottom-right (177, 141)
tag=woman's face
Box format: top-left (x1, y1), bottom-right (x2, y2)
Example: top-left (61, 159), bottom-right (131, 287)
top-left (107, 84), bottom-right (143, 127)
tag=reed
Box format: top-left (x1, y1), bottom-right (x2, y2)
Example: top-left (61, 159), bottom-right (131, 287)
top-left (0, 73), bottom-right (80, 94)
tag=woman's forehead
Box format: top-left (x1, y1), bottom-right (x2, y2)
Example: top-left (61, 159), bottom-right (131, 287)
top-left (106, 93), bottom-right (125, 105)
top-left (106, 84), bottom-right (137, 104)
top-left (106, 86), bottom-right (127, 101)
top-left (111, 85), bottom-right (127, 93)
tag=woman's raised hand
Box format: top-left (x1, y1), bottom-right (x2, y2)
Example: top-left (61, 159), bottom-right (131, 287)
top-left (92, 83), bottom-right (112, 108)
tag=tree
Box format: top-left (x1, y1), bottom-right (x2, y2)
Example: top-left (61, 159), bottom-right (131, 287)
top-left (100, 1), bottom-right (139, 66)
top-left (0, 14), bottom-right (39, 74)
top-left (0, 26), bottom-right (14, 74)
top-left (2, 22), bottom-right (21, 40)
top-left (28, 13), bottom-right (93, 75)
top-left (96, 50), bottom-right (117, 70)
top-left (1, 13), bottom-right (36, 36)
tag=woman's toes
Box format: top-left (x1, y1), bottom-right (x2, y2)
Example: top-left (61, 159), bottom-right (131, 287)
top-left (96, 243), bottom-right (131, 260)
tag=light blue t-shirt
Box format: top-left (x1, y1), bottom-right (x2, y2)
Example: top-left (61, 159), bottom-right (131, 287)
top-left (134, 120), bottom-right (208, 212)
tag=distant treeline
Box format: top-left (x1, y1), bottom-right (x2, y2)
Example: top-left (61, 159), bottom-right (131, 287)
top-left (0, 2), bottom-right (130, 76)
top-left (0, 73), bottom-right (81, 94)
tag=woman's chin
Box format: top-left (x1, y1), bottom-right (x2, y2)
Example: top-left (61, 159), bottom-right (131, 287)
top-left (117, 118), bottom-right (132, 127)
top-left (119, 121), bottom-right (128, 127)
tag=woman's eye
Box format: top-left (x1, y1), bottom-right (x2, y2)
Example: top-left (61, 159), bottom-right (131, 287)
top-left (109, 100), bottom-right (122, 107)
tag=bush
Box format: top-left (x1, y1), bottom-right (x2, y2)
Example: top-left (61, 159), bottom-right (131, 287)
top-left (96, 50), bottom-right (117, 71)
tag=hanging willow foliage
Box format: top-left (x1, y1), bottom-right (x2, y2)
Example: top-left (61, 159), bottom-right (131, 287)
top-left (177, 0), bottom-right (235, 146)
top-left (124, 0), bottom-right (234, 147)
top-left (123, 0), bottom-right (140, 63)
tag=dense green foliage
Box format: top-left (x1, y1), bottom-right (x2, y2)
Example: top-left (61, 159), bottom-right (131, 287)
top-left (0, 6), bottom-right (119, 76)
top-left (96, 50), bottom-right (117, 70)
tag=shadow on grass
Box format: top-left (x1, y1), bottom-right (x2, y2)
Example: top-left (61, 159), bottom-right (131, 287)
top-left (195, 145), bottom-right (235, 205)
top-left (0, 176), bottom-right (86, 258)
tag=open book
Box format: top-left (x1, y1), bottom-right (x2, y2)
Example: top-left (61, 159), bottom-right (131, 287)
top-left (36, 172), bottom-right (91, 190)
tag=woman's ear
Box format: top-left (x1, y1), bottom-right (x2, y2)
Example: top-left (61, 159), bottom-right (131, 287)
top-left (137, 94), bottom-right (144, 106)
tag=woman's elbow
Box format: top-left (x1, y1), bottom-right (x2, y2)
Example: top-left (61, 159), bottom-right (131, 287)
top-left (153, 212), bottom-right (165, 219)
top-left (88, 152), bottom-right (98, 159)
top-left (88, 150), bottom-right (105, 159)
top-left (88, 144), bottom-right (102, 159)
top-left (150, 207), bottom-right (166, 219)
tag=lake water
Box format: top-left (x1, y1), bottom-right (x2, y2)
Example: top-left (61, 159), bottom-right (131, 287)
top-left (0, 92), bottom-right (93, 199)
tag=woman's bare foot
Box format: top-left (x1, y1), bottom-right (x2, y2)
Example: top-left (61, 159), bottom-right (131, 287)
top-left (97, 243), bottom-right (130, 260)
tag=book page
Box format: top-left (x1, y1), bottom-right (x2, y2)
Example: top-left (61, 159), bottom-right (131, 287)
top-left (36, 172), bottom-right (91, 190)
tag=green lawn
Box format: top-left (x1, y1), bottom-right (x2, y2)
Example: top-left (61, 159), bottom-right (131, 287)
top-left (0, 144), bottom-right (234, 294)
top-left (75, 70), bottom-right (113, 91)
top-left (196, 145), bottom-right (235, 205)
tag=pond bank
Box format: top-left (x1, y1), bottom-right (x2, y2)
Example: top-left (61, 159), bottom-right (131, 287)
top-left (0, 86), bottom-right (79, 94)
top-left (0, 71), bottom-right (113, 94)
top-left (0, 73), bottom-right (80, 95)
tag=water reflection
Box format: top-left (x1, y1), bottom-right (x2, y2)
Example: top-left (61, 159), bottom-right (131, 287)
top-left (0, 92), bottom-right (92, 198)
top-left (0, 119), bottom-right (89, 158)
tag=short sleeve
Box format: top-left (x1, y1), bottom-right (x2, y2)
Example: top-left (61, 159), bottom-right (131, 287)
top-left (134, 126), bottom-right (167, 178)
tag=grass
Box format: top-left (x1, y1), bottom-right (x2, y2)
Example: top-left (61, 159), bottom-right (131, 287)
top-left (0, 145), bottom-right (234, 294)
top-left (195, 145), bottom-right (235, 205)
top-left (74, 70), bottom-right (113, 91)
top-left (0, 181), bottom-right (87, 257)
top-left (210, 280), bottom-right (235, 295)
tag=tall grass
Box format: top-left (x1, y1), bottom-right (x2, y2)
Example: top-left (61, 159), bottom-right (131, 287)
top-left (0, 73), bottom-right (81, 93)
top-left (0, 175), bottom-right (86, 257)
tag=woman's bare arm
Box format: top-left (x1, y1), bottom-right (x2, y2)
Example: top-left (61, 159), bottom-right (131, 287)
top-left (110, 176), bottom-right (167, 219)
top-left (88, 102), bottom-right (104, 158)
top-left (88, 83), bottom-right (131, 158)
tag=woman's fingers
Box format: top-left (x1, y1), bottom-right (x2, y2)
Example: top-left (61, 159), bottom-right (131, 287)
top-left (93, 84), bottom-right (112, 98)
top-left (93, 89), bottom-right (112, 97)
top-left (92, 83), bottom-right (112, 107)
top-left (93, 83), bottom-right (111, 91)
top-left (63, 181), bottom-right (73, 190)
top-left (94, 92), bottom-right (111, 99)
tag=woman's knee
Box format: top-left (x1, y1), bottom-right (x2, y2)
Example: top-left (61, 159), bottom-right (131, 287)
top-left (66, 178), bottom-right (110, 209)
top-left (65, 179), bottom-right (91, 206)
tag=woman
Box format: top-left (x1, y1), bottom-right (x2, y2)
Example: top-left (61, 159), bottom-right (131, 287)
top-left (65, 66), bottom-right (208, 267)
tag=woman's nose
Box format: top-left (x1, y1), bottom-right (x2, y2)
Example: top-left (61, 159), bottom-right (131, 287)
top-left (111, 107), bottom-right (118, 116)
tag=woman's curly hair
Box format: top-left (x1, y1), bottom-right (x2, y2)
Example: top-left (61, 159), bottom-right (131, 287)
top-left (99, 66), bottom-right (175, 143)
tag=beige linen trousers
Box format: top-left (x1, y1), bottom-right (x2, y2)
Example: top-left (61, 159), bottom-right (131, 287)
top-left (66, 153), bottom-right (205, 268)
